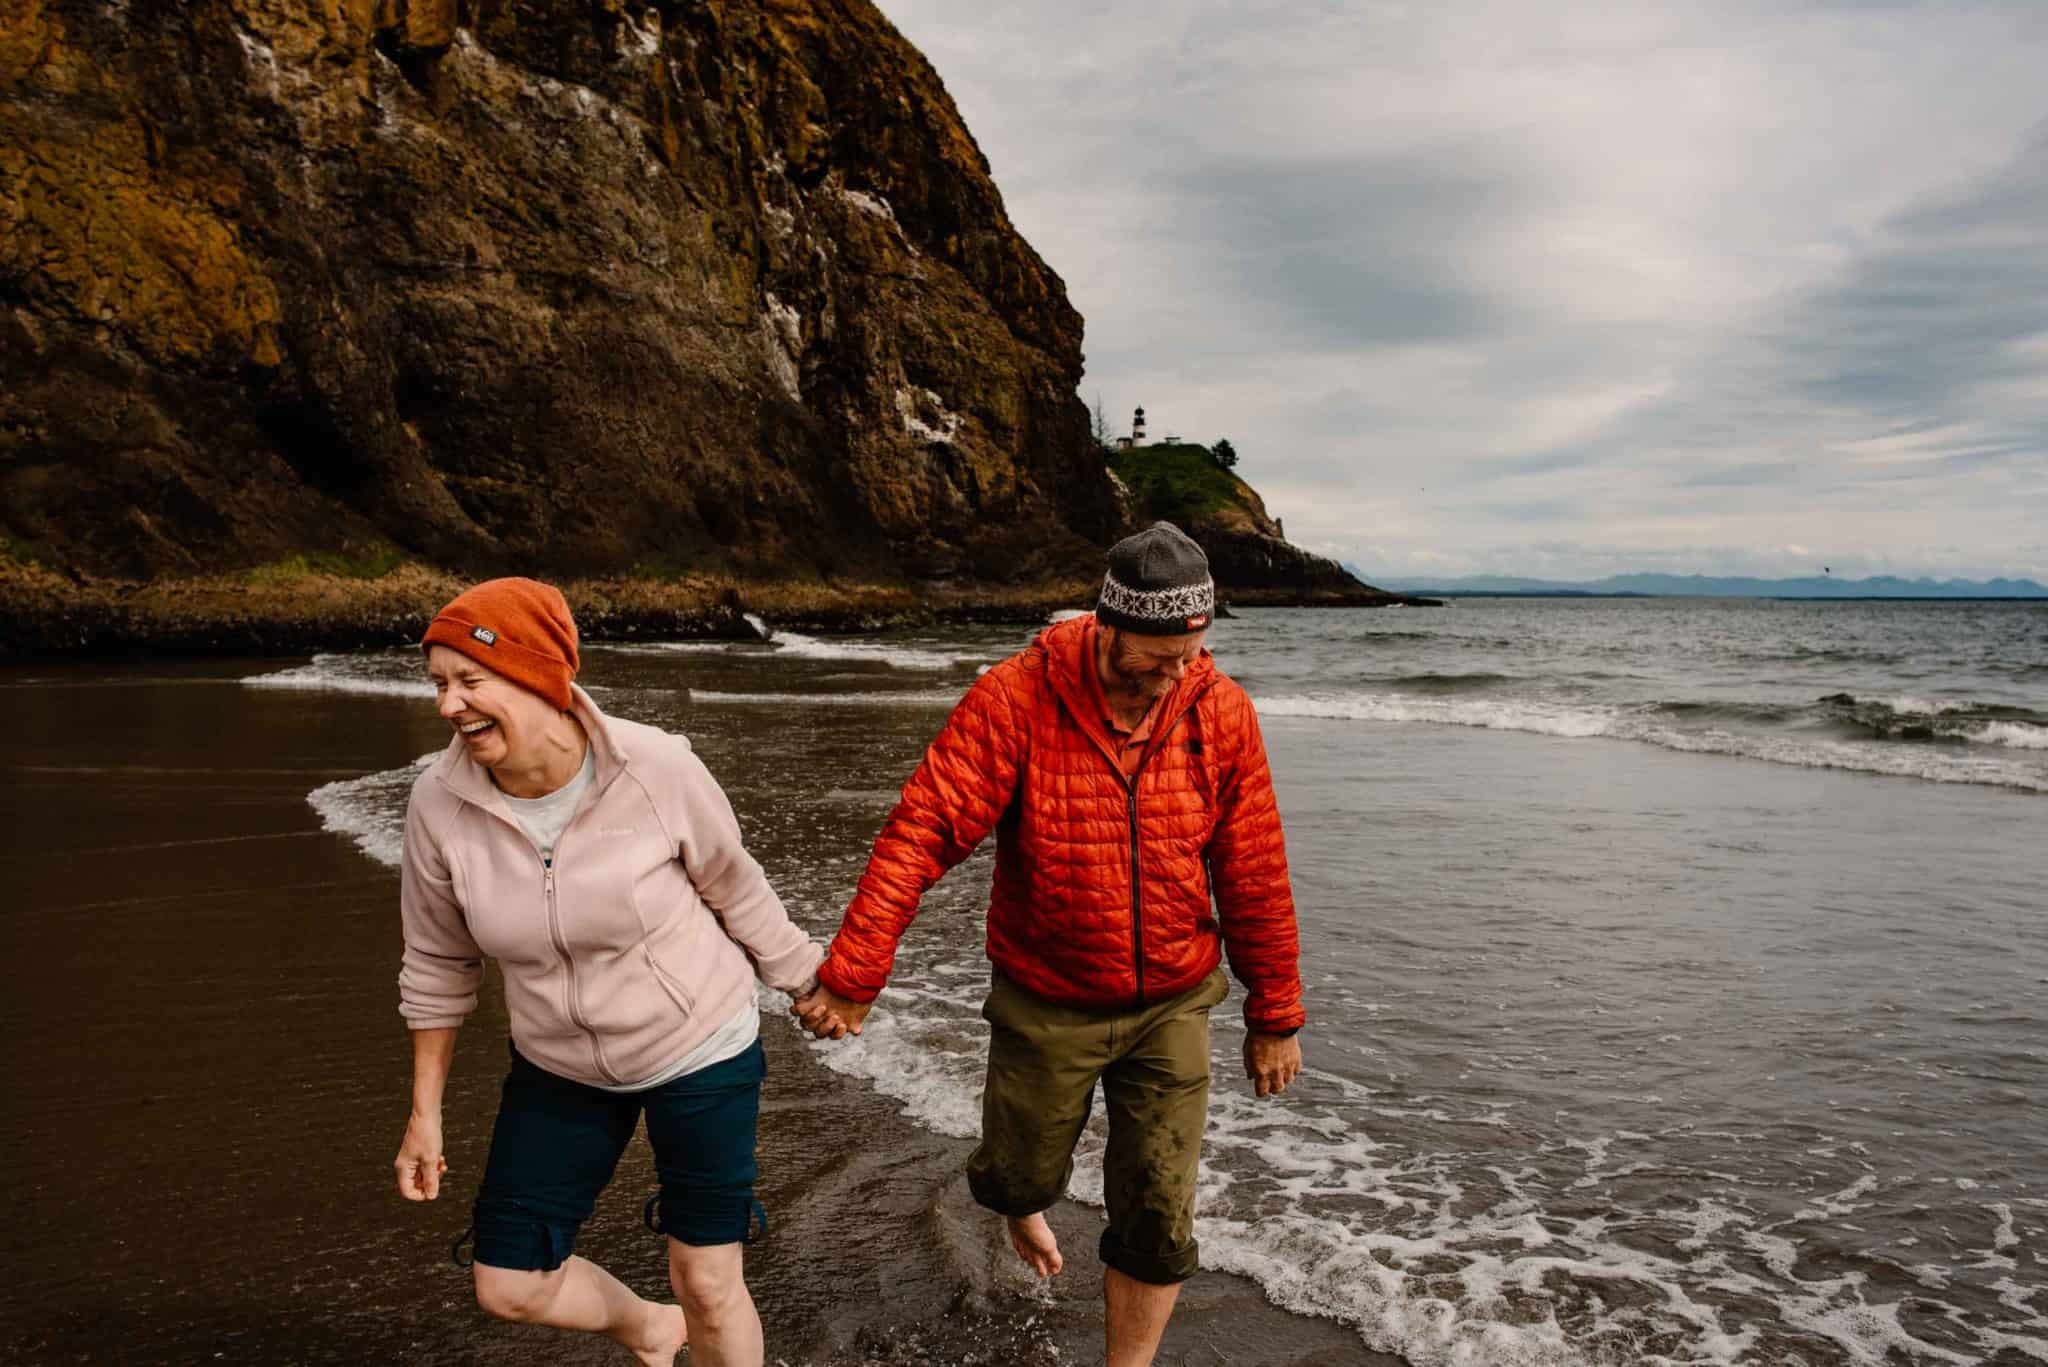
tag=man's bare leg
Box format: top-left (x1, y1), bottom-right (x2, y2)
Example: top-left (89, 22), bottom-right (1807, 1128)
top-left (1104, 1265), bottom-right (1181, 1367)
top-left (1005, 1211), bottom-right (1065, 1278)
top-left (474, 1257), bottom-right (687, 1366)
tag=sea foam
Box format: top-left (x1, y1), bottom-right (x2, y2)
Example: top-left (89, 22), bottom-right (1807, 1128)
top-left (595, 626), bottom-right (988, 672)
top-left (757, 628), bottom-right (989, 672)
top-left (1981, 721), bottom-right (2048, 750)
top-left (688, 688), bottom-right (962, 707)
top-left (791, 979), bottom-right (2010, 1367)
top-left (1253, 692), bottom-right (2048, 792)
top-left (305, 755), bottom-right (433, 867)
top-left (243, 653), bottom-right (434, 699)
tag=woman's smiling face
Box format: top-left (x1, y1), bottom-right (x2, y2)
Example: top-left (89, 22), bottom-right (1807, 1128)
top-left (426, 644), bottom-right (559, 771)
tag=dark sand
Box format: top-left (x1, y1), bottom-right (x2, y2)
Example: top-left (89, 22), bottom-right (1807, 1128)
top-left (1, 661), bottom-right (1391, 1365)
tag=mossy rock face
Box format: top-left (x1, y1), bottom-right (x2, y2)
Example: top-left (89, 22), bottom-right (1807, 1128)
top-left (1, 0), bottom-right (1119, 583)
top-left (1107, 443), bottom-right (1254, 529)
top-left (245, 544), bottom-right (410, 584)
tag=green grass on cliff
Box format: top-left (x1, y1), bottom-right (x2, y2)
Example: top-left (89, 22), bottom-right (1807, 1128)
top-left (0, 535), bottom-right (59, 569)
top-left (1106, 442), bottom-right (1245, 527)
top-left (246, 544), bottom-right (410, 584)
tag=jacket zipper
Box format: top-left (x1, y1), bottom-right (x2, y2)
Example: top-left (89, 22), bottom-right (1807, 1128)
top-left (542, 857), bottom-right (619, 1085)
top-left (442, 733), bottom-right (624, 1085)
top-left (1126, 785), bottom-right (1145, 1006)
top-left (1117, 690), bottom-right (1209, 1010)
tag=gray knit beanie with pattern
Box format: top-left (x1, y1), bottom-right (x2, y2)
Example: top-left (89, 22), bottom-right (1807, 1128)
top-left (1095, 522), bottom-right (1215, 635)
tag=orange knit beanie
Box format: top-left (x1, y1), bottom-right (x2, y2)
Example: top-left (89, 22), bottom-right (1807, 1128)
top-left (421, 578), bottom-right (580, 710)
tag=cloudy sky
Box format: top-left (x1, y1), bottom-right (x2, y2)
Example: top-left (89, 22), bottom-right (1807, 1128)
top-left (875, 1), bottom-right (2048, 583)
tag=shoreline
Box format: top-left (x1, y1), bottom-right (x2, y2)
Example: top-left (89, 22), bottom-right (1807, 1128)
top-left (0, 560), bottom-right (1434, 660)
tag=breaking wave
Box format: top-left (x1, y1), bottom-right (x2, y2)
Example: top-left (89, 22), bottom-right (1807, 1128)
top-left (242, 652), bottom-right (433, 698)
top-left (1254, 691), bottom-right (2048, 792)
top-left (304, 754), bottom-right (434, 867)
top-left (687, 688), bottom-right (961, 708)
top-left (758, 629), bottom-right (989, 671)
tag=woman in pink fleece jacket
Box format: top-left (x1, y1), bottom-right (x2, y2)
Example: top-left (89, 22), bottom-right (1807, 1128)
top-left (392, 578), bottom-right (827, 1367)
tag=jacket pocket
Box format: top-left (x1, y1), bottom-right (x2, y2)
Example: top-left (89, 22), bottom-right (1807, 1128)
top-left (644, 945), bottom-right (696, 1015)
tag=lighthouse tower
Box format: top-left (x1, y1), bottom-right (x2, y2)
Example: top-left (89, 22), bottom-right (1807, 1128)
top-left (1131, 406), bottom-right (1147, 446)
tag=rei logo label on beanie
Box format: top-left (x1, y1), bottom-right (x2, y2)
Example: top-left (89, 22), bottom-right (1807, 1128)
top-left (471, 626), bottom-right (498, 647)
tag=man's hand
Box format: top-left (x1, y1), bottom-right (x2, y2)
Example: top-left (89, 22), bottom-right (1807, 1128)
top-left (791, 984), bottom-right (873, 1040)
top-left (395, 1110), bottom-right (447, 1200)
top-left (1243, 1031), bottom-right (1302, 1097)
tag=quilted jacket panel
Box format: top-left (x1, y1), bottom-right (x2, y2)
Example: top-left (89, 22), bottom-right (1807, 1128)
top-left (820, 615), bottom-right (1305, 1032)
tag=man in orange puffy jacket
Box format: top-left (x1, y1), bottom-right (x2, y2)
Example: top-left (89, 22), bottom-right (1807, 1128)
top-left (794, 522), bottom-right (1304, 1367)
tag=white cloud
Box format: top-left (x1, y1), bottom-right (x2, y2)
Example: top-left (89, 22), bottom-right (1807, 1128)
top-left (877, 0), bottom-right (2048, 580)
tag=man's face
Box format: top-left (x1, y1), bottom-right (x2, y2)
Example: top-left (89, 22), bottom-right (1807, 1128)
top-left (1103, 627), bottom-right (1207, 700)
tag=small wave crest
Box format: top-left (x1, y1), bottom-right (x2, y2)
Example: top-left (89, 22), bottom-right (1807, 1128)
top-left (595, 640), bottom-right (764, 656)
top-left (1980, 721), bottom-right (2048, 750)
top-left (1259, 693), bottom-right (1615, 739)
top-left (1814, 693), bottom-right (2048, 746)
top-left (596, 621), bottom-right (975, 669)
top-left (1255, 693), bottom-right (2048, 792)
top-left (1378, 671), bottom-right (1520, 694)
top-left (761, 629), bottom-right (989, 672)
top-left (305, 755), bottom-right (435, 866)
top-left (689, 688), bottom-right (961, 707)
top-left (243, 653), bottom-right (432, 699)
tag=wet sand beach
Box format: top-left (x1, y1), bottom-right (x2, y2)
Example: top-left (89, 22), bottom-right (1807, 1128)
top-left (0, 659), bottom-right (1389, 1366)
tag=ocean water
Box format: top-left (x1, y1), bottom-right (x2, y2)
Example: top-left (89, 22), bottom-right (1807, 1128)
top-left (279, 599), bottom-right (2047, 1366)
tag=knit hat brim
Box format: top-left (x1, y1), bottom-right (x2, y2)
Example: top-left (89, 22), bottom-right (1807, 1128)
top-left (420, 578), bottom-right (579, 711)
top-left (1094, 573), bottom-right (1215, 634)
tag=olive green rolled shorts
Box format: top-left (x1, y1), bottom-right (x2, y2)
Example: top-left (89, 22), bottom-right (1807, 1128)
top-left (967, 968), bottom-right (1228, 1285)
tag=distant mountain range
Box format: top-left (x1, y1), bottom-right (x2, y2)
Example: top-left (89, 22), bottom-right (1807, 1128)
top-left (1350, 570), bottom-right (2048, 599)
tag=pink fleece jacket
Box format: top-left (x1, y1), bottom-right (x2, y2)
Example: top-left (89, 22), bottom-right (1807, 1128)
top-left (398, 686), bottom-right (823, 1088)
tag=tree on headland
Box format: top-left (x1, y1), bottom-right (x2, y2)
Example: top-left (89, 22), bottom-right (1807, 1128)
top-left (1091, 394), bottom-right (1112, 450)
top-left (1211, 438), bottom-right (1238, 469)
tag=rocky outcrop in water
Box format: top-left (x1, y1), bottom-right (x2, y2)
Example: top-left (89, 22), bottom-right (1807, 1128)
top-left (4, 0), bottom-right (1130, 586)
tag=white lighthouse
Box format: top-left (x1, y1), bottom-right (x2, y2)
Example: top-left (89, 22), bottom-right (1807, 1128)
top-left (1131, 406), bottom-right (1147, 446)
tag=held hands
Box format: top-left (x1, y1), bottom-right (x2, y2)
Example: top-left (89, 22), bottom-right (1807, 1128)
top-left (1244, 1031), bottom-right (1303, 1098)
top-left (790, 983), bottom-right (872, 1040)
top-left (394, 1110), bottom-right (448, 1200)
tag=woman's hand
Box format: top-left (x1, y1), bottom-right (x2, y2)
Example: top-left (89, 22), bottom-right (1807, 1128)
top-left (395, 1111), bottom-right (448, 1200)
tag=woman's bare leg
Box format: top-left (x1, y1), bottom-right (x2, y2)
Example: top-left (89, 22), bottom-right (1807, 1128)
top-left (668, 1240), bottom-right (763, 1367)
top-left (474, 1257), bottom-right (687, 1365)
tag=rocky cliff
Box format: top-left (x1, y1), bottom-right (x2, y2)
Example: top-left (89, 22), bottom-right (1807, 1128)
top-left (2, 0), bottom-right (1402, 644)
top-left (3, 0), bottom-right (1132, 584)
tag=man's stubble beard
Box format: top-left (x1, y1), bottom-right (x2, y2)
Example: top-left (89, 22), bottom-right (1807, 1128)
top-left (1107, 633), bottom-right (1172, 699)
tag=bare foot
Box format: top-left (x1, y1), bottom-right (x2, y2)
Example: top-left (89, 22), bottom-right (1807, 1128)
top-left (1006, 1212), bottom-right (1064, 1279)
top-left (628, 1302), bottom-right (688, 1366)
